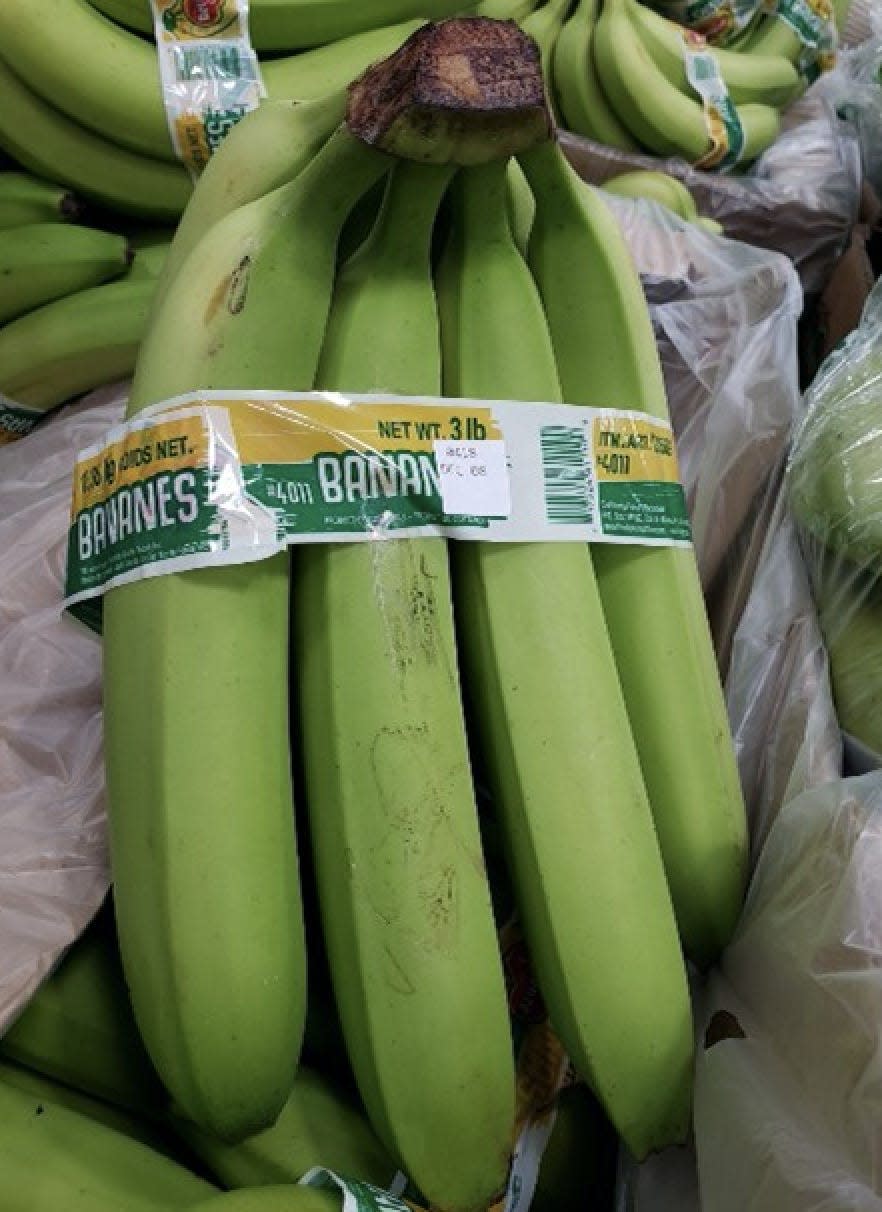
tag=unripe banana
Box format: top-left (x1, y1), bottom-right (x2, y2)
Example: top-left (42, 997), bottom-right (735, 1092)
top-left (740, 11), bottom-right (806, 61)
top-left (594, 0), bottom-right (780, 163)
top-left (87, 0), bottom-right (153, 35)
top-left (521, 0), bottom-right (572, 100)
top-left (0, 171), bottom-right (80, 229)
top-left (172, 1065), bottom-right (398, 1190)
top-left (473, 0), bottom-right (539, 15)
top-left (128, 240), bottom-right (173, 280)
top-left (90, 0), bottom-right (464, 50)
top-left (435, 157), bottom-right (693, 1162)
top-left (520, 137), bottom-right (748, 969)
top-left (297, 160), bottom-right (515, 1212)
top-left (102, 127), bottom-right (391, 1143)
top-left (0, 223), bottom-right (130, 325)
top-left (0, 277), bottom-right (155, 411)
top-left (154, 93), bottom-right (345, 309)
top-left (0, 0), bottom-right (424, 163)
top-left (0, 0), bottom-right (173, 161)
top-left (552, 0), bottom-right (640, 150)
top-left (0, 57), bottom-right (191, 219)
top-left (602, 169), bottom-right (699, 220)
top-left (260, 19), bottom-right (425, 100)
top-left (627, 0), bottom-right (800, 108)
top-left (187, 1190), bottom-right (340, 1212)
top-left (0, 907), bottom-right (167, 1117)
top-left (0, 1061), bottom-right (181, 1160)
top-left (505, 158), bottom-right (536, 255)
top-left (0, 1076), bottom-right (216, 1211)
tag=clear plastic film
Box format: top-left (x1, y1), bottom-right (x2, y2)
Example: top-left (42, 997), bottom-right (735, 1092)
top-left (0, 384), bottom-right (124, 1035)
top-left (817, 13), bottom-right (882, 198)
top-left (694, 772), bottom-right (882, 1211)
top-left (561, 82), bottom-right (863, 296)
top-left (602, 189), bottom-right (803, 651)
top-left (0, 213), bottom-right (803, 1212)
top-left (786, 276), bottom-right (882, 774)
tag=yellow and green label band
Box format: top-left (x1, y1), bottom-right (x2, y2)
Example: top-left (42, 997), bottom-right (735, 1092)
top-left (64, 391), bottom-right (692, 610)
top-left (301, 1168), bottom-right (414, 1212)
top-left (0, 395), bottom-right (42, 446)
top-left (150, 0), bottom-right (264, 175)
top-left (682, 41), bottom-right (746, 170)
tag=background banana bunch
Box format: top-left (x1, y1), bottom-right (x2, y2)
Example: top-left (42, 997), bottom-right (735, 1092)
top-left (0, 170), bottom-right (171, 425)
top-left (0, 0), bottom-right (835, 224)
top-left (549, 0), bottom-right (845, 165)
top-left (3, 14), bottom-right (744, 1212)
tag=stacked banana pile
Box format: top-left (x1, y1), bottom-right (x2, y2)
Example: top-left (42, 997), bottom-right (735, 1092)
top-left (13, 16), bottom-right (742, 1212)
top-left (0, 171), bottom-right (170, 422)
top-left (0, 10), bottom-right (753, 1212)
top-left (0, 0), bottom-right (813, 221)
top-left (0, 0), bottom-right (526, 219)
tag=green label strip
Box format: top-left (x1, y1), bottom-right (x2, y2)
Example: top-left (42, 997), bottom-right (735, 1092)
top-left (63, 391), bottom-right (692, 610)
top-left (0, 395), bottom-right (42, 445)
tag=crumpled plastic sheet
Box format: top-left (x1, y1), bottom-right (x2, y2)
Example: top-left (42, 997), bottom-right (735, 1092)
top-left (607, 190), bottom-right (804, 658)
top-left (696, 772), bottom-right (882, 1210)
top-left (0, 384), bottom-right (125, 1034)
top-left (562, 86), bottom-right (862, 297)
top-left (787, 276), bottom-right (882, 770)
top-left (819, 3), bottom-right (882, 197)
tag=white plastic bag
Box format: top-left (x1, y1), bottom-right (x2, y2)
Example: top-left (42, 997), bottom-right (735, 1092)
top-left (696, 773), bottom-right (882, 1210)
top-left (0, 383), bottom-right (125, 1031)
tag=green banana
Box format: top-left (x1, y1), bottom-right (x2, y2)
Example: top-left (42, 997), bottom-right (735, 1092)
top-left (0, 57), bottom-right (191, 220)
top-left (260, 18), bottom-right (425, 100)
top-left (101, 127), bottom-right (390, 1143)
top-left (0, 223), bottom-right (130, 325)
top-left (0, 0), bottom-right (423, 163)
top-left (188, 1190), bottom-right (339, 1212)
top-left (0, 907), bottom-right (167, 1117)
top-left (520, 137), bottom-right (748, 969)
top-left (552, 0), bottom-right (640, 150)
top-left (602, 169), bottom-right (699, 220)
top-left (819, 589), bottom-right (882, 758)
top-left (87, 0), bottom-right (154, 35)
top-left (153, 93), bottom-right (345, 309)
top-left (0, 170), bottom-right (80, 228)
top-left (0, 0), bottom-right (174, 161)
top-left (0, 1060), bottom-right (181, 1159)
top-left (0, 1076), bottom-right (216, 1211)
top-left (129, 240), bottom-right (173, 280)
top-left (521, 0), bottom-right (572, 100)
top-left (172, 1065), bottom-right (398, 1190)
top-left (435, 158), bottom-right (692, 1161)
top-left (89, 0), bottom-right (463, 49)
top-left (531, 1084), bottom-right (617, 1210)
top-left (0, 277), bottom-right (155, 411)
top-left (505, 158), bottom-right (536, 255)
top-left (593, 0), bottom-right (780, 163)
top-left (295, 159), bottom-right (515, 1212)
top-left (740, 11), bottom-right (806, 61)
top-left (627, 0), bottom-right (800, 108)
top-left (473, 0), bottom-right (539, 15)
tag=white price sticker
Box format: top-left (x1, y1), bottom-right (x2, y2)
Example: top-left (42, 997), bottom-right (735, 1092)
top-left (433, 439), bottom-right (511, 518)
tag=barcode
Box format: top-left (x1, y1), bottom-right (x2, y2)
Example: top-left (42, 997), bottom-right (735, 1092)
top-left (173, 45), bottom-right (259, 82)
top-left (540, 425), bottom-right (595, 525)
top-left (689, 53), bottom-right (717, 82)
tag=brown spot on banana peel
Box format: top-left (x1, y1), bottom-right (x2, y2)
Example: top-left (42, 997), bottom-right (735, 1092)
top-left (346, 17), bottom-right (552, 164)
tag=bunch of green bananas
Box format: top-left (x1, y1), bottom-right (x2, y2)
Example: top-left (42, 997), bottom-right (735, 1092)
top-left (0, 170), bottom-right (171, 424)
top-left (548, 0), bottom-right (823, 165)
top-left (601, 168), bottom-right (725, 233)
top-left (0, 902), bottom-right (616, 1208)
top-left (0, 0), bottom-right (537, 219)
top-left (70, 17), bottom-right (749, 1212)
